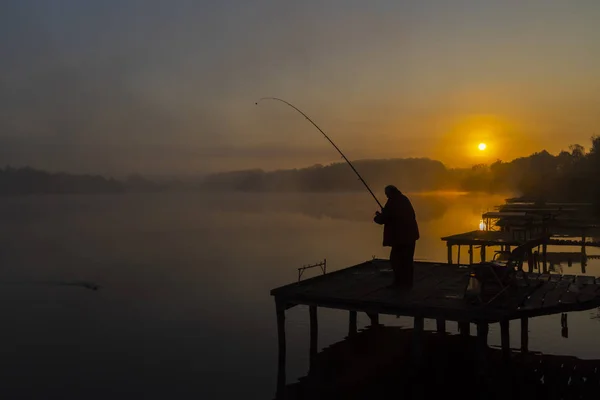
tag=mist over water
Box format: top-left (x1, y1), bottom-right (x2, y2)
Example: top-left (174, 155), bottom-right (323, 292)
top-left (0, 191), bottom-right (599, 399)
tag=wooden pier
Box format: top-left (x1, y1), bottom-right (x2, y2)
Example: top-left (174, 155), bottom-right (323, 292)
top-left (440, 230), bottom-right (528, 264)
top-left (442, 200), bottom-right (600, 268)
top-left (270, 258), bottom-right (600, 398)
top-left (489, 200), bottom-right (600, 237)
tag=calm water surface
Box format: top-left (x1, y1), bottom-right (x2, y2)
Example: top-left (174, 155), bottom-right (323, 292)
top-left (0, 192), bottom-right (599, 399)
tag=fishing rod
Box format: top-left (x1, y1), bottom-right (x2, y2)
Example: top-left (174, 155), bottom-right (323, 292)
top-left (255, 97), bottom-right (383, 210)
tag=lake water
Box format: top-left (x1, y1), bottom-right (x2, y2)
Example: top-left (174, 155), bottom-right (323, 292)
top-left (0, 192), bottom-right (599, 399)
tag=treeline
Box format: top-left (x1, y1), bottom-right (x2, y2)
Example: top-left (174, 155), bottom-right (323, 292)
top-left (200, 158), bottom-right (453, 193)
top-left (199, 157), bottom-right (500, 193)
top-left (199, 136), bottom-right (600, 205)
top-left (4, 135), bottom-right (600, 201)
top-left (458, 136), bottom-right (600, 203)
top-left (0, 166), bottom-right (124, 195)
top-left (0, 168), bottom-right (204, 195)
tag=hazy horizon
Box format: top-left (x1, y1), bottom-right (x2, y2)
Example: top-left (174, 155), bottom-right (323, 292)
top-left (0, 146), bottom-right (587, 180)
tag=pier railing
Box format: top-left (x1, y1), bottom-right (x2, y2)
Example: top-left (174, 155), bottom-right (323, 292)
top-left (298, 259), bottom-right (327, 282)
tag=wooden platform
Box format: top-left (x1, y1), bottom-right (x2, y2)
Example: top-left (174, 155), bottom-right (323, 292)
top-left (483, 211), bottom-right (531, 218)
top-left (496, 205), bottom-right (581, 213)
top-left (440, 230), bottom-right (532, 264)
top-left (441, 230), bottom-right (524, 246)
top-left (487, 201), bottom-right (600, 233)
top-left (441, 229), bottom-right (600, 267)
top-left (549, 238), bottom-right (600, 247)
top-left (271, 259), bottom-right (600, 322)
top-left (271, 260), bottom-right (600, 398)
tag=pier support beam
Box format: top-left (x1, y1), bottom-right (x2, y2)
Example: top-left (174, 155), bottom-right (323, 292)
top-left (309, 306), bottom-right (318, 367)
top-left (500, 320), bottom-right (510, 360)
top-left (413, 316), bottom-right (424, 366)
top-left (527, 250), bottom-right (534, 273)
top-left (480, 245), bottom-right (486, 262)
top-left (476, 322), bottom-right (489, 374)
top-left (582, 232), bottom-right (587, 274)
top-left (367, 313), bottom-right (379, 326)
top-left (348, 310), bottom-right (357, 336)
top-left (561, 313), bottom-right (568, 338)
top-left (447, 243), bottom-right (452, 264)
top-left (275, 302), bottom-right (286, 399)
top-left (458, 321), bottom-right (470, 337)
top-left (520, 317), bottom-right (529, 353)
top-left (542, 244), bottom-right (548, 273)
top-left (469, 245), bottom-right (474, 265)
top-left (436, 319), bottom-right (446, 333)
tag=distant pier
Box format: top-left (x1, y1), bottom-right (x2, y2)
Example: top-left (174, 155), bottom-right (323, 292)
top-left (443, 200), bottom-right (600, 271)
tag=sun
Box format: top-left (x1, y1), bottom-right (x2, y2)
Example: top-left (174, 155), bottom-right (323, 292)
top-left (478, 142), bottom-right (487, 151)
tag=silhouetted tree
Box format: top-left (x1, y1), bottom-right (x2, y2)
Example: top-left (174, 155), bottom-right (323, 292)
top-left (0, 166), bottom-right (124, 195)
top-left (193, 135), bottom-right (600, 211)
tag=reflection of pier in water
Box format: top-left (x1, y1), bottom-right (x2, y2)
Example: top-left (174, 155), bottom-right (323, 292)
top-left (278, 326), bottom-right (600, 400)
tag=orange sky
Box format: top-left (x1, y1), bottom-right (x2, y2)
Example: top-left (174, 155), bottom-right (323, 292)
top-left (1, 1), bottom-right (599, 175)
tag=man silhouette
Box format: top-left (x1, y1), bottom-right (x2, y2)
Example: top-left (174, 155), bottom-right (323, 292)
top-left (374, 185), bottom-right (419, 289)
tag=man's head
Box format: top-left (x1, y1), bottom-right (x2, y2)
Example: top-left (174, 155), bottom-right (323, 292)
top-left (384, 185), bottom-right (401, 199)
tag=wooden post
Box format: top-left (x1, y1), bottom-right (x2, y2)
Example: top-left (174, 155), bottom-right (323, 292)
top-left (413, 316), bottom-right (424, 365)
top-left (447, 243), bottom-right (452, 264)
top-left (348, 310), bottom-right (357, 336)
top-left (561, 313), bottom-right (568, 338)
top-left (480, 245), bottom-right (486, 263)
top-left (436, 319), bottom-right (446, 333)
top-left (276, 302), bottom-right (286, 398)
top-left (542, 244), bottom-right (547, 273)
top-left (520, 317), bottom-right (529, 353)
top-left (476, 322), bottom-right (489, 374)
top-left (500, 320), bottom-right (510, 360)
top-left (309, 306), bottom-right (318, 366)
top-left (469, 245), bottom-right (474, 265)
top-left (457, 245), bottom-right (461, 265)
top-left (527, 251), bottom-right (534, 273)
top-left (367, 313), bottom-right (379, 326)
top-left (458, 321), bottom-right (470, 337)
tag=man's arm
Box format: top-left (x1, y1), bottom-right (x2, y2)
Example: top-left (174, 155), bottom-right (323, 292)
top-left (374, 211), bottom-right (385, 225)
top-left (373, 201), bottom-right (391, 225)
